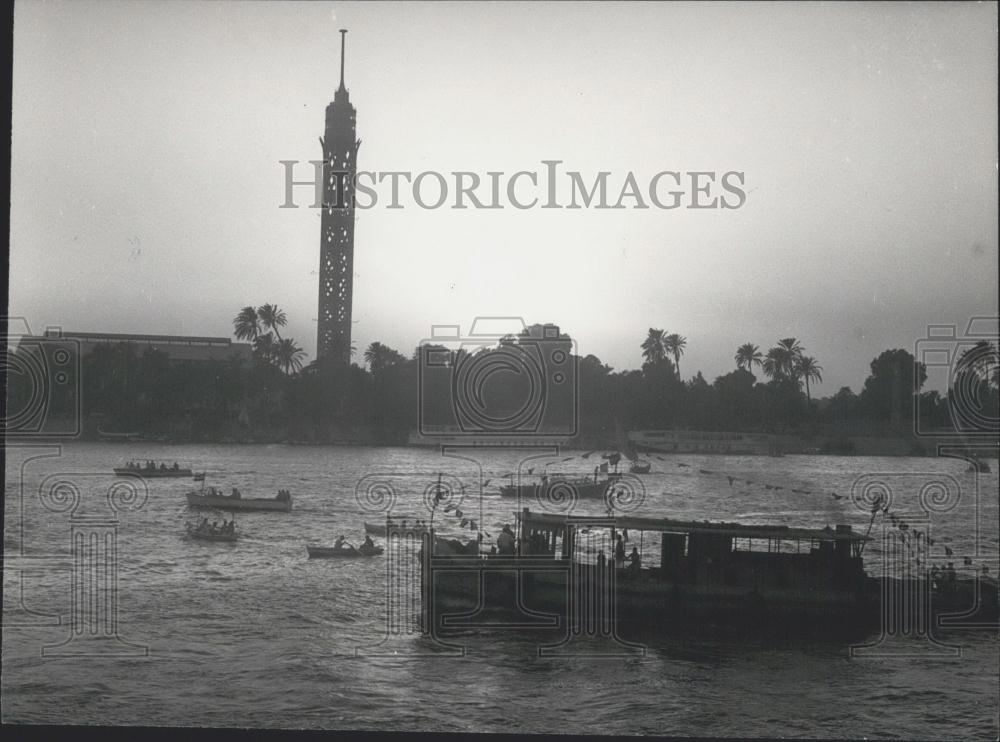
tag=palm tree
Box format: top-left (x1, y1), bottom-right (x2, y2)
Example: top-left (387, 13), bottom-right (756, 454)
top-left (257, 304), bottom-right (287, 341)
top-left (664, 334), bottom-right (687, 379)
top-left (765, 338), bottom-right (804, 380)
top-left (233, 306), bottom-right (261, 342)
top-left (274, 338), bottom-right (306, 374)
top-left (253, 333), bottom-right (277, 363)
top-left (364, 341), bottom-right (392, 376)
top-left (762, 347), bottom-right (785, 380)
top-left (735, 342), bottom-right (762, 371)
top-left (641, 328), bottom-right (666, 365)
top-left (794, 355), bottom-right (823, 402)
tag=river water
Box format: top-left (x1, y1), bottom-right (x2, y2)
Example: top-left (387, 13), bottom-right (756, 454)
top-left (3, 442), bottom-right (998, 737)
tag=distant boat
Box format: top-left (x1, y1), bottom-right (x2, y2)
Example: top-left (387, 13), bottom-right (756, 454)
top-left (629, 462), bottom-right (651, 474)
top-left (307, 543), bottom-right (383, 558)
top-left (186, 522), bottom-right (237, 543)
top-left (186, 487), bottom-right (292, 512)
top-left (115, 465), bottom-right (192, 478)
top-left (499, 474), bottom-right (619, 500)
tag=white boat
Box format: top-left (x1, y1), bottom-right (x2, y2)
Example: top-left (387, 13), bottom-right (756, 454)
top-left (186, 487), bottom-right (292, 512)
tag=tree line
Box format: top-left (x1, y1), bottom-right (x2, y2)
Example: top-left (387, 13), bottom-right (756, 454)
top-left (6, 307), bottom-right (997, 448)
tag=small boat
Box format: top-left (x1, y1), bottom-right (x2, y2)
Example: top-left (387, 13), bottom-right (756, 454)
top-left (115, 465), bottom-right (193, 478)
top-left (186, 487), bottom-right (292, 512)
top-left (307, 543), bottom-right (384, 558)
top-left (629, 462), bottom-right (651, 474)
top-left (499, 475), bottom-right (619, 500)
top-left (186, 522), bottom-right (237, 543)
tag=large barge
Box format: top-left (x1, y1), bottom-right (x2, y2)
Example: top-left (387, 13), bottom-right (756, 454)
top-left (413, 509), bottom-right (998, 639)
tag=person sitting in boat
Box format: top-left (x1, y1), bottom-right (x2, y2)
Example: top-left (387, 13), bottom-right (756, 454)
top-left (334, 535), bottom-right (348, 551)
top-left (363, 535), bottom-right (375, 550)
top-left (211, 521), bottom-right (219, 534)
top-left (160, 463), bottom-right (167, 470)
top-left (172, 462), bottom-right (179, 470)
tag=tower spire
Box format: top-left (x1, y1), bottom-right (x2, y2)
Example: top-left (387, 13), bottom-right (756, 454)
top-left (338, 29), bottom-right (347, 91)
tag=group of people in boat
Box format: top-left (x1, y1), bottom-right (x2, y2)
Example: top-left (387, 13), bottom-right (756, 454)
top-left (493, 525), bottom-right (641, 572)
top-left (276, 489), bottom-right (291, 502)
top-left (598, 535), bottom-right (642, 573)
top-left (333, 534), bottom-right (377, 553)
top-left (194, 517), bottom-right (235, 536)
top-left (126, 460), bottom-right (180, 471)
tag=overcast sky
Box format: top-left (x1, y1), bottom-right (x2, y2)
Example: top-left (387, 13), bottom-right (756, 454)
top-left (9, 1), bottom-right (998, 394)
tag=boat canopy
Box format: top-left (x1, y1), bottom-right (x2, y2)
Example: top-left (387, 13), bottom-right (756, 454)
top-left (516, 508), bottom-right (870, 543)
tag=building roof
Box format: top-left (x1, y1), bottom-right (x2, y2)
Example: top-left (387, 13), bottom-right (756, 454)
top-left (32, 331), bottom-right (254, 363)
top-left (517, 508), bottom-right (869, 542)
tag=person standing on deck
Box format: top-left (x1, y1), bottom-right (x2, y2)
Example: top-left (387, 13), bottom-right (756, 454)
top-left (628, 546), bottom-right (641, 574)
top-left (497, 525), bottom-right (516, 555)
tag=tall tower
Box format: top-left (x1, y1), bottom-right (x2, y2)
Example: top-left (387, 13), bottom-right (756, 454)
top-left (317, 29), bottom-right (358, 368)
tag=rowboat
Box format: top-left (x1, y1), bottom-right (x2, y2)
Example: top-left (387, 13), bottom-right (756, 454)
top-left (186, 488), bottom-right (292, 512)
top-left (186, 523), bottom-right (237, 543)
top-left (306, 544), bottom-right (384, 558)
top-left (115, 467), bottom-right (192, 478)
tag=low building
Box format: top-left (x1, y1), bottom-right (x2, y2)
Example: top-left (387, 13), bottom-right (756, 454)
top-left (34, 330), bottom-right (254, 364)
